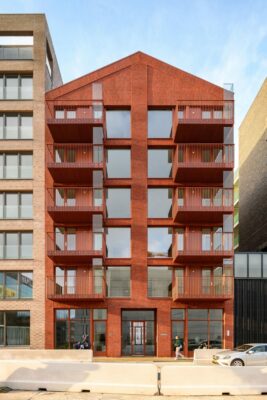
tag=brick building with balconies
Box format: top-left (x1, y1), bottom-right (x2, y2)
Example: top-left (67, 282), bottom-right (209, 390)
top-left (45, 52), bottom-right (234, 357)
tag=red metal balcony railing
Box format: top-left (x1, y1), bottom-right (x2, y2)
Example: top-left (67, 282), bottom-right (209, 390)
top-left (47, 187), bottom-right (103, 223)
top-left (172, 276), bottom-right (233, 301)
top-left (174, 231), bottom-right (233, 262)
top-left (173, 187), bottom-right (233, 223)
top-left (46, 276), bottom-right (106, 301)
top-left (47, 144), bottom-right (103, 183)
top-left (47, 230), bottom-right (104, 263)
top-left (173, 144), bottom-right (234, 183)
top-left (47, 100), bottom-right (104, 125)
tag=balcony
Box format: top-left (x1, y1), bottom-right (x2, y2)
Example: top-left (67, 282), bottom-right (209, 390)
top-left (173, 100), bottom-right (234, 142)
top-left (173, 187), bottom-right (233, 223)
top-left (46, 276), bottom-right (106, 301)
top-left (47, 230), bottom-right (104, 263)
top-left (173, 231), bottom-right (233, 263)
top-left (47, 187), bottom-right (103, 223)
top-left (46, 100), bottom-right (104, 142)
top-left (173, 144), bottom-right (234, 183)
top-left (172, 276), bottom-right (233, 302)
top-left (47, 144), bottom-right (103, 183)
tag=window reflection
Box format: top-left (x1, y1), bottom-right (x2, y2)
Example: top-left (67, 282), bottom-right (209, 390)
top-left (148, 188), bottom-right (172, 218)
top-left (148, 266), bottom-right (172, 297)
top-left (106, 188), bottom-right (131, 218)
top-left (148, 110), bottom-right (172, 138)
top-left (106, 149), bottom-right (131, 178)
top-left (106, 227), bottom-right (131, 258)
top-left (148, 149), bottom-right (172, 178)
top-left (148, 227), bottom-right (172, 257)
top-left (106, 110), bottom-right (131, 138)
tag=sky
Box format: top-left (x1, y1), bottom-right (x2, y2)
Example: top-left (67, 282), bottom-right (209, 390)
top-left (1, 0), bottom-right (267, 167)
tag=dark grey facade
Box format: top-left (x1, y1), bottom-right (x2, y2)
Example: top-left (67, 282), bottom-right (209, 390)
top-left (234, 253), bottom-right (267, 346)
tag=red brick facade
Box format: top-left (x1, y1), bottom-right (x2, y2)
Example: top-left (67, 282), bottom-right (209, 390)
top-left (45, 52), bottom-right (234, 357)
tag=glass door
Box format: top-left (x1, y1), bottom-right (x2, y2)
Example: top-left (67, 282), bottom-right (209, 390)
top-left (132, 321), bottom-right (144, 355)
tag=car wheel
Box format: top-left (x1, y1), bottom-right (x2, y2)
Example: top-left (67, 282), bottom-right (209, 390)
top-left (230, 358), bottom-right (244, 366)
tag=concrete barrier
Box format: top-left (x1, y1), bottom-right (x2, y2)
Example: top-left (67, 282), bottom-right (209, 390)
top-left (161, 365), bottom-right (267, 395)
top-left (0, 360), bottom-right (158, 395)
top-left (0, 349), bottom-right (93, 362)
top-left (193, 349), bottom-right (227, 365)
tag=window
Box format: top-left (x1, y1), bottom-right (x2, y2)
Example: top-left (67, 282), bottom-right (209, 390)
top-left (148, 266), bottom-right (172, 297)
top-left (106, 228), bottom-right (131, 258)
top-left (93, 309), bottom-right (107, 352)
top-left (148, 110), bottom-right (172, 138)
top-left (106, 188), bottom-right (131, 218)
top-left (106, 149), bottom-right (131, 178)
top-left (0, 153), bottom-right (32, 179)
top-left (0, 311), bottom-right (30, 346)
top-left (148, 227), bottom-right (172, 257)
top-left (0, 192), bottom-right (32, 219)
top-left (263, 255), bottom-right (267, 278)
top-left (0, 35), bottom-right (33, 60)
top-left (188, 308), bottom-right (223, 351)
top-left (106, 110), bottom-right (131, 138)
top-left (248, 254), bottom-right (261, 278)
top-left (148, 188), bottom-right (172, 218)
top-left (0, 74), bottom-right (33, 100)
top-left (148, 149), bottom-right (172, 178)
top-left (0, 232), bottom-right (33, 259)
top-left (234, 254), bottom-right (247, 277)
top-left (106, 267), bottom-right (130, 297)
top-left (0, 271), bottom-right (33, 299)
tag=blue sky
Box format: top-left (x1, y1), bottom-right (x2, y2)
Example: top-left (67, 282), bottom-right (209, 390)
top-left (1, 0), bottom-right (267, 165)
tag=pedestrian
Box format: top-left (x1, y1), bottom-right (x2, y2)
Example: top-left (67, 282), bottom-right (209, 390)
top-left (174, 335), bottom-right (184, 359)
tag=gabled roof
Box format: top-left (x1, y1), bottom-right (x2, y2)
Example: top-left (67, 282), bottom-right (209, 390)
top-left (46, 51), bottom-right (226, 100)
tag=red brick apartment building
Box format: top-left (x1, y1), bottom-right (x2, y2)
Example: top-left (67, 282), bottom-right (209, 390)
top-left (45, 52), bottom-right (234, 357)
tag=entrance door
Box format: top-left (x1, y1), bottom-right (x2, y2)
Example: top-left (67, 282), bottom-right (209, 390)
top-left (132, 321), bottom-right (145, 355)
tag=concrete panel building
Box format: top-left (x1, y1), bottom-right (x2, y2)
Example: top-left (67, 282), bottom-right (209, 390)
top-left (239, 79), bottom-right (267, 251)
top-left (0, 14), bottom-right (62, 348)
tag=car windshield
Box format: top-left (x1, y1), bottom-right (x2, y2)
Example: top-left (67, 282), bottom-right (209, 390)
top-left (234, 344), bottom-right (253, 352)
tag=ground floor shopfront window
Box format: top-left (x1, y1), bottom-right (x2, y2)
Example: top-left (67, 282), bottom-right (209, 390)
top-left (122, 310), bottom-right (155, 356)
top-left (171, 308), bottom-right (223, 354)
top-left (0, 311), bottom-right (30, 346)
top-left (55, 308), bottom-right (107, 354)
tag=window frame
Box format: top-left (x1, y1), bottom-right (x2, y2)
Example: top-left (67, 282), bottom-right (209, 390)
top-left (0, 192), bottom-right (33, 219)
top-left (0, 231), bottom-right (33, 259)
top-left (0, 152), bottom-right (33, 179)
top-left (0, 74), bottom-right (33, 100)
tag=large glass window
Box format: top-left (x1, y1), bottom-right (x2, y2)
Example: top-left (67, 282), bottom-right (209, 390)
top-left (188, 309), bottom-right (223, 351)
top-left (171, 309), bottom-right (185, 353)
top-left (148, 110), bottom-right (172, 138)
top-left (148, 227), bottom-right (172, 257)
top-left (0, 311), bottom-right (30, 346)
top-left (148, 266), bottom-right (172, 297)
top-left (106, 110), bottom-right (131, 138)
top-left (0, 192), bottom-right (32, 219)
top-left (106, 188), bottom-right (131, 218)
top-left (148, 188), bottom-right (172, 218)
top-left (0, 114), bottom-right (32, 140)
top-left (263, 254), bottom-right (267, 278)
top-left (106, 267), bottom-right (130, 297)
top-left (106, 228), bottom-right (131, 258)
top-left (148, 149), bottom-right (172, 178)
top-left (0, 153), bottom-right (32, 179)
top-left (0, 271), bottom-right (33, 299)
top-left (234, 254), bottom-right (247, 277)
top-left (106, 149), bottom-right (131, 178)
top-left (0, 232), bottom-right (33, 259)
top-left (0, 75), bottom-right (33, 100)
top-left (248, 254), bottom-right (262, 278)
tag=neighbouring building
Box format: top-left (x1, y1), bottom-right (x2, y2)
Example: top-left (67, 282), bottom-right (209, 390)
top-left (239, 78), bottom-right (267, 251)
top-left (234, 252), bottom-right (267, 345)
top-left (234, 172), bottom-right (239, 250)
top-left (0, 14), bottom-right (62, 348)
top-left (45, 52), bottom-right (235, 357)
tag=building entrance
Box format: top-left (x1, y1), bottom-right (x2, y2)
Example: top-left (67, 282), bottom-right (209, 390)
top-left (121, 310), bottom-right (155, 356)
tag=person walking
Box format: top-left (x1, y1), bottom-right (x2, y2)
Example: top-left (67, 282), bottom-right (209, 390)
top-left (174, 335), bottom-right (184, 360)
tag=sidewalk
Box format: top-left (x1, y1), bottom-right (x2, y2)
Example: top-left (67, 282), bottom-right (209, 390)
top-left (0, 391), bottom-right (265, 400)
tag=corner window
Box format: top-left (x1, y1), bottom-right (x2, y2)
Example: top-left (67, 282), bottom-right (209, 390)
top-left (148, 149), bottom-right (172, 178)
top-left (148, 110), bottom-right (172, 138)
top-left (106, 149), bottom-right (131, 178)
top-left (106, 227), bottom-right (131, 258)
top-left (106, 110), bottom-right (131, 138)
top-left (148, 227), bottom-right (172, 258)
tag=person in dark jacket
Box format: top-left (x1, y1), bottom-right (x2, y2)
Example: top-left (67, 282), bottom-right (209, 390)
top-left (174, 335), bottom-right (184, 359)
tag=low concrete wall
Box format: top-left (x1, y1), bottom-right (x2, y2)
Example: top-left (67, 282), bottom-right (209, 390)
top-left (193, 349), bottom-right (225, 365)
top-left (0, 360), bottom-right (158, 395)
top-left (0, 349), bottom-right (93, 362)
top-left (161, 365), bottom-right (267, 395)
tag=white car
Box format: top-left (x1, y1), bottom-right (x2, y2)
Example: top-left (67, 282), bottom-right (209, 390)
top-left (213, 343), bottom-right (267, 366)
